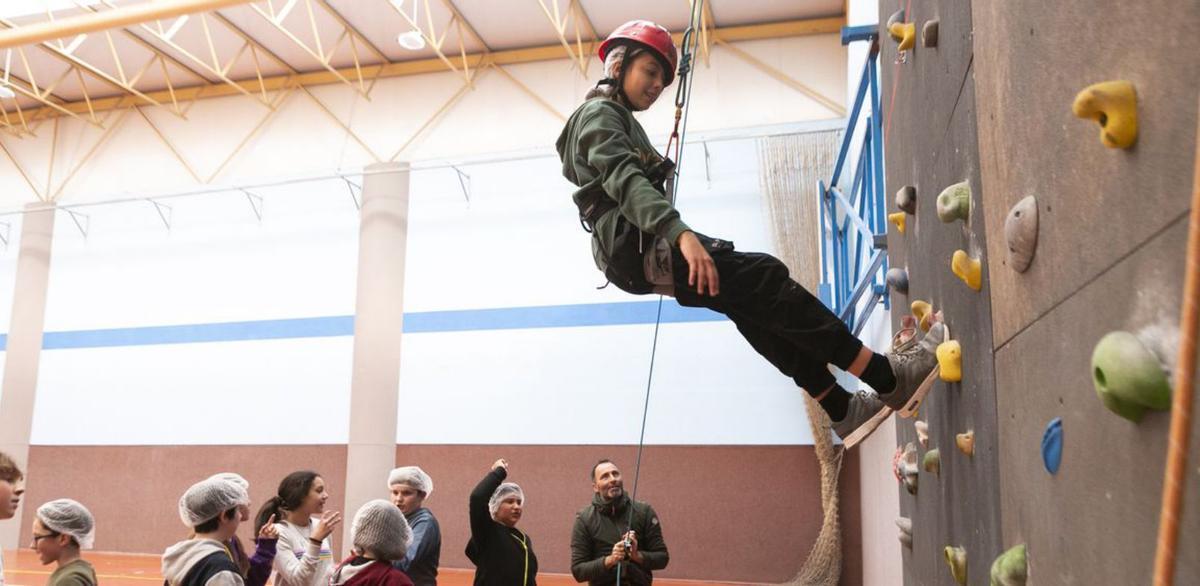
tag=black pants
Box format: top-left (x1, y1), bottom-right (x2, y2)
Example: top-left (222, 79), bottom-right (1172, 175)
top-left (669, 235), bottom-right (863, 394)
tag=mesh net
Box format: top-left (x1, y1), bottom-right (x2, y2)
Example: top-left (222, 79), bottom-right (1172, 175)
top-left (757, 129), bottom-right (846, 586)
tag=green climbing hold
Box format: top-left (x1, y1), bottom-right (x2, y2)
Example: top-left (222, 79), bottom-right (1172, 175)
top-left (937, 181), bottom-right (971, 223)
top-left (1091, 331), bottom-right (1172, 422)
top-left (990, 544), bottom-right (1027, 586)
top-left (923, 448), bottom-right (941, 476)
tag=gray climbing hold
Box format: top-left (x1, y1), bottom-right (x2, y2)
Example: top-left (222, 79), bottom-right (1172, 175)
top-left (914, 419), bottom-right (929, 448)
top-left (896, 517), bottom-right (913, 548)
top-left (895, 185), bottom-right (916, 214)
top-left (895, 442), bottom-right (919, 495)
top-left (923, 20), bottom-right (939, 47)
top-left (1004, 195), bottom-right (1039, 273)
top-left (887, 268), bottom-right (909, 295)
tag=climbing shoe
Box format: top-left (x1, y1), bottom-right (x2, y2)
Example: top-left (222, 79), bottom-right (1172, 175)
top-left (880, 322), bottom-right (946, 410)
top-left (831, 389), bottom-right (887, 441)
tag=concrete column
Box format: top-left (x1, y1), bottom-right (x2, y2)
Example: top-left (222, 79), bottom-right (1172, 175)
top-left (341, 163), bottom-right (410, 552)
top-left (0, 204), bottom-right (56, 550)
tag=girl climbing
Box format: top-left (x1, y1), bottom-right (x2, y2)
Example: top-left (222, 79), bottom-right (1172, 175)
top-left (554, 19), bottom-right (945, 442)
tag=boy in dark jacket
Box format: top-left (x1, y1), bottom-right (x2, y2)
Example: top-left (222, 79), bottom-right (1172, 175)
top-left (467, 459), bottom-right (537, 586)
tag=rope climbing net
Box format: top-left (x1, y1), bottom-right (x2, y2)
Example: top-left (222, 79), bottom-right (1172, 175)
top-left (759, 130), bottom-right (846, 586)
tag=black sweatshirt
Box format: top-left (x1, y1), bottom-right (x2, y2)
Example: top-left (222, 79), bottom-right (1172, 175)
top-left (465, 468), bottom-right (538, 586)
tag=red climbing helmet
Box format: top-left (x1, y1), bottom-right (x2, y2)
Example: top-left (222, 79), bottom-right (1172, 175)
top-left (597, 20), bottom-right (678, 86)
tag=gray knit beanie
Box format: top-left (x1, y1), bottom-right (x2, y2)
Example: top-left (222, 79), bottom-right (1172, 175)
top-left (351, 499), bottom-right (412, 561)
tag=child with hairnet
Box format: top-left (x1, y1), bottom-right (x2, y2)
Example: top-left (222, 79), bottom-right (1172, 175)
top-left (31, 499), bottom-right (97, 586)
top-left (162, 475), bottom-right (253, 586)
top-left (467, 459), bottom-right (538, 585)
top-left (205, 473), bottom-right (278, 586)
top-left (329, 500), bottom-right (414, 586)
top-left (387, 466), bottom-right (440, 586)
top-left (0, 451), bottom-right (25, 586)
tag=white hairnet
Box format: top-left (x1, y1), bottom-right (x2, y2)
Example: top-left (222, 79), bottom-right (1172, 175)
top-left (387, 466), bottom-right (433, 497)
top-left (351, 499), bottom-right (412, 561)
top-left (207, 472), bottom-right (249, 492)
top-left (488, 483), bottom-right (525, 518)
top-left (602, 44), bottom-right (628, 81)
top-left (36, 499), bottom-right (95, 550)
top-left (179, 476), bottom-right (251, 528)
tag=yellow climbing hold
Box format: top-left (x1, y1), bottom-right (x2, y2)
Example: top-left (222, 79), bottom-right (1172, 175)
top-left (937, 340), bottom-right (963, 382)
top-left (952, 249), bottom-right (983, 291)
top-left (889, 21), bottom-right (916, 51)
top-left (956, 430), bottom-right (975, 457)
top-left (889, 211), bottom-right (907, 234)
top-left (911, 300), bottom-right (933, 332)
top-left (945, 546), bottom-right (968, 586)
top-left (1072, 80), bottom-right (1137, 149)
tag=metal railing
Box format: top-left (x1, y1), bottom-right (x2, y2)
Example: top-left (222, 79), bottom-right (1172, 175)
top-left (817, 25), bottom-right (887, 336)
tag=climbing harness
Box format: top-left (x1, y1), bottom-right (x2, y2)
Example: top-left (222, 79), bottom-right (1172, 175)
top-left (616, 1), bottom-right (705, 583)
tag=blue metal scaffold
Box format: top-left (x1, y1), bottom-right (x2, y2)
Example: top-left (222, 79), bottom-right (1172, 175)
top-left (818, 24), bottom-right (888, 336)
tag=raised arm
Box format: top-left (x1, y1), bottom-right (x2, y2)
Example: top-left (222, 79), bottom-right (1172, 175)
top-left (469, 460), bottom-right (508, 547)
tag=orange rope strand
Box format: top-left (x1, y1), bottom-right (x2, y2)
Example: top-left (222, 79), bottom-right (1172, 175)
top-left (1152, 96), bottom-right (1200, 586)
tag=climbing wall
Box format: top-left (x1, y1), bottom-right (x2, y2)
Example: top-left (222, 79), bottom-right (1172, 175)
top-left (878, 1), bottom-right (1004, 584)
top-left (973, 0), bottom-right (1200, 583)
top-left (880, 0), bottom-right (1200, 583)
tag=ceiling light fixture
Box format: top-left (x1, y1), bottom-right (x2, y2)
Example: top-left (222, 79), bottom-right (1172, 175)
top-left (397, 30), bottom-right (425, 50)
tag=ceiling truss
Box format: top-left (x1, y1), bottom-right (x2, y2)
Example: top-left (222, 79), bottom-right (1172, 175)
top-left (0, 1), bottom-right (847, 201)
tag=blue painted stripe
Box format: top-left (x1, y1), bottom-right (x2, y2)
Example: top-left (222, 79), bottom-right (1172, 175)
top-left (0, 301), bottom-right (723, 350)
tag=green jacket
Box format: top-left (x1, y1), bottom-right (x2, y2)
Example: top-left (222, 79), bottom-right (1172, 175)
top-left (570, 493), bottom-right (668, 586)
top-left (49, 559), bottom-right (97, 586)
top-left (556, 98), bottom-right (691, 284)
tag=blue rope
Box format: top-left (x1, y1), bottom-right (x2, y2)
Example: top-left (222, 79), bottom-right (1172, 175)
top-left (617, 1), bottom-right (705, 581)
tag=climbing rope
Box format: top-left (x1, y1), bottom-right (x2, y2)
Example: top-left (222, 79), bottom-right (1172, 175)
top-left (1151, 96), bottom-right (1200, 586)
top-left (617, 2), bottom-right (705, 583)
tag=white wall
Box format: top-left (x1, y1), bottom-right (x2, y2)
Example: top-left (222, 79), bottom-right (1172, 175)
top-left (2, 33), bottom-right (848, 447)
top-left (22, 136), bottom-right (822, 447)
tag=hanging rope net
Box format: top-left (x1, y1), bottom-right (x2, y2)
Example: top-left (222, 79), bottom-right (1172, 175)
top-left (757, 129), bottom-right (846, 586)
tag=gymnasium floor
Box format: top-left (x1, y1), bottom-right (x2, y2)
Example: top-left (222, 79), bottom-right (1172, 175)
top-left (1, 551), bottom-right (751, 586)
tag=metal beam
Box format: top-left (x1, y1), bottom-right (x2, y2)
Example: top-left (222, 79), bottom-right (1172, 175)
top-left (716, 37), bottom-right (846, 117)
top-left (7, 16), bottom-right (844, 120)
top-left (0, 0), bottom-right (258, 50)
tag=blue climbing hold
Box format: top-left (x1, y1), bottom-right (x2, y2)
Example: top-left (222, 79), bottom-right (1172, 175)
top-left (1042, 417), bottom-right (1063, 474)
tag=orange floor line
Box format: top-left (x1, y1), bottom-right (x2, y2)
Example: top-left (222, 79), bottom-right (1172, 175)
top-left (3, 550), bottom-right (750, 586)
